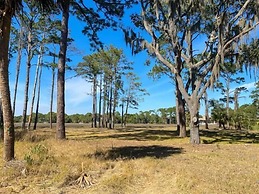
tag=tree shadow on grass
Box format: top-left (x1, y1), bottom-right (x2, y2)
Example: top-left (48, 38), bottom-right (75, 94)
top-left (68, 128), bottom-right (181, 141)
top-left (108, 129), bottom-right (180, 141)
top-left (89, 145), bottom-right (183, 160)
top-left (200, 129), bottom-right (259, 144)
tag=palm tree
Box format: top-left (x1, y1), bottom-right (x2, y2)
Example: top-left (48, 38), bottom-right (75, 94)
top-left (0, 0), bottom-right (54, 161)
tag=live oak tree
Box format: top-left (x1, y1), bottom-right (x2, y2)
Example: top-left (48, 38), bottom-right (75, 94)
top-left (148, 63), bottom-right (186, 137)
top-left (125, 0), bottom-right (259, 144)
top-left (240, 38), bottom-right (259, 77)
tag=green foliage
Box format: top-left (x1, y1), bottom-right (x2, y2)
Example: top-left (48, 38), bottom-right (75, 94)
top-left (24, 144), bottom-right (50, 165)
top-left (240, 39), bottom-right (259, 76)
top-left (210, 100), bottom-right (228, 128)
top-left (230, 104), bottom-right (258, 130)
top-left (250, 81), bottom-right (259, 116)
top-left (210, 98), bottom-right (258, 130)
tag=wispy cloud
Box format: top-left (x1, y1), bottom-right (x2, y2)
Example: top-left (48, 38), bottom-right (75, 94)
top-left (65, 77), bottom-right (92, 114)
top-left (149, 88), bottom-right (174, 98)
top-left (9, 76), bottom-right (92, 115)
top-left (145, 79), bottom-right (173, 91)
top-left (230, 82), bottom-right (255, 92)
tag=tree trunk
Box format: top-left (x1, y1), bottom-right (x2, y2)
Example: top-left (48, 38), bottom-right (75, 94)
top-left (112, 96), bottom-right (116, 129)
top-left (226, 76), bottom-right (230, 129)
top-left (56, 1), bottom-right (70, 139)
top-left (124, 88), bottom-right (131, 127)
top-left (21, 24), bottom-right (33, 130)
top-left (204, 92), bottom-right (209, 129)
top-left (92, 74), bottom-right (97, 128)
top-left (33, 65), bottom-right (43, 130)
top-left (112, 77), bottom-right (118, 129)
top-left (102, 80), bottom-right (107, 128)
top-left (0, 10), bottom-right (15, 161)
top-left (178, 97), bottom-right (186, 137)
top-left (189, 106), bottom-right (200, 144)
top-left (50, 66), bottom-right (55, 129)
top-left (121, 101), bottom-right (124, 127)
top-left (0, 96), bottom-right (4, 140)
top-left (13, 27), bottom-right (23, 116)
top-left (124, 99), bottom-right (130, 127)
top-left (27, 48), bottom-right (42, 130)
top-left (98, 75), bottom-right (102, 128)
top-left (176, 81), bottom-right (186, 137)
top-left (109, 82), bottom-right (113, 129)
top-left (234, 89), bottom-right (240, 130)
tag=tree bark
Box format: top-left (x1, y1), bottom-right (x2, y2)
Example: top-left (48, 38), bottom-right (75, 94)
top-left (176, 81), bottom-right (186, 137)
top-left (50, 66), bottom-right (55, 129)
top-left (13, 27), bottom-right (23, 116)
top-left (204, 92), bottom-right (209, 129)
top-left (27, 46), bottom-right (43, 130)
top-left (0, 96), bottom-right (4, 140)
top-left (226, 76), bottom-right (230, 129)
top-left (109, 81), bottom-right (113, 129)
top-left (189, 105), bottom-right (200, 144)
top-left (175, 74), bottom-right (200, 144)
top-left (112, 86), bottom-right (117, 129)
top-left (0, 10), bottom-right (15, 161)
top-left (98, 75), bottom-right (102, 128)
top-left (121, 101), bottom-right (124, 127)
top-left (92, 74), bottom-right (97, 128)
top-left (102, 80), bottom-right (107, 128)
top-left (56, 0), bottom-right (70, 139)
top-left (21, 23), bottom-right (33, 130)
top-left (33, 65), bottom-right (43, 130)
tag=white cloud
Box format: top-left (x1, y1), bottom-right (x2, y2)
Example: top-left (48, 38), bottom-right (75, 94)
top-left (9, 76), bottom-right (92, 116)
top-left (230, 82), bottom-right (255, 93)
top-left (145, 79), bottom-right (173, 91)
top-left (239, 82), bottom-right (256, 90)
top-left (65, 77), bottom-right (92, 106)
top-left (65, 77), bottom-right (92, 114)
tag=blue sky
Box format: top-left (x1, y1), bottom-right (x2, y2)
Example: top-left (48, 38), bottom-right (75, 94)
top-left (9, 8), bottom-right (258, 116)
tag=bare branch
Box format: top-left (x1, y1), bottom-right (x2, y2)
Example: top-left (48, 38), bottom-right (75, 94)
top-left (224, 22), bottom-right (259, 50)
top-left (229, 0), bottom-right (252, 24)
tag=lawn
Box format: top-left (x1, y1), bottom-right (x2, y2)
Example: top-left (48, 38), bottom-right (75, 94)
top-left (0, 124), bottom-right (259, 194)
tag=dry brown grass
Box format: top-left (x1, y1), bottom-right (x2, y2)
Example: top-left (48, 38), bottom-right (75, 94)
top-left (0, 124), bottom-right (259, 194)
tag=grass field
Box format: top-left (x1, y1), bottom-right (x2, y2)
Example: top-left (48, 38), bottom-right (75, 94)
top-left (0, 124), bottom-right (259, 194)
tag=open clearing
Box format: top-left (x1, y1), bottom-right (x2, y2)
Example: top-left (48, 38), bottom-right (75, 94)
top-left (0, 124), bottom-right (259, 194)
